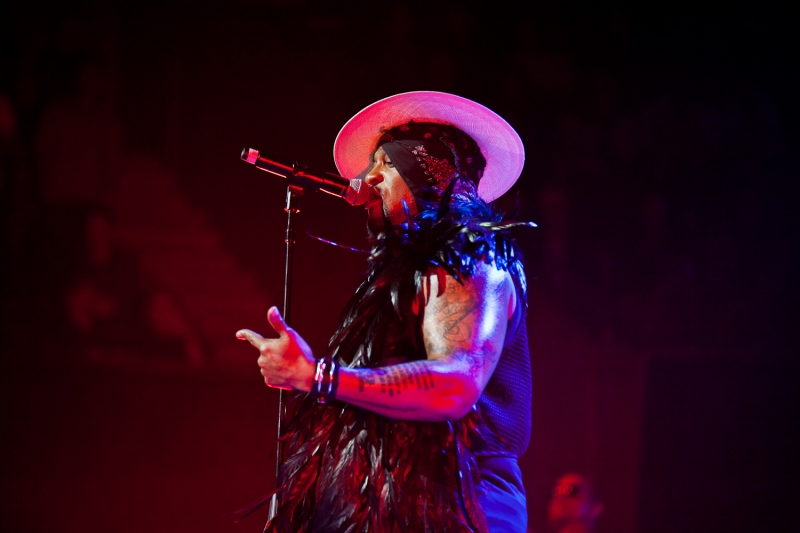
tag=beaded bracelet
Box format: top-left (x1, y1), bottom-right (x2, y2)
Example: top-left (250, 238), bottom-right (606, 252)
top-left (309, 356), bottom-right (339, 404)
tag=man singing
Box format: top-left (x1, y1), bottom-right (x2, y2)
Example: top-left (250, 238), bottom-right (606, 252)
top-left (237, 92), bottom-right (533, 533)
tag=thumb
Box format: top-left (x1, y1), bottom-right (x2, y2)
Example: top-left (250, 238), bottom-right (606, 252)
top-left (266, 306), bottom-right (289, 335)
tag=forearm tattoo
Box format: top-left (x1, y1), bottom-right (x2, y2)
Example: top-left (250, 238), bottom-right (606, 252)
top-left (357, 361), bottom-right (435, 397)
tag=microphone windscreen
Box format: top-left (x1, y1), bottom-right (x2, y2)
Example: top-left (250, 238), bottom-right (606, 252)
top-left (344, 179), bottom-right (373, 206)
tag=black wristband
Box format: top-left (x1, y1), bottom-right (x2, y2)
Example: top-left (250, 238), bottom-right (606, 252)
top-left (326, 359), bottom-right (340, 402)
top-left (311, 356), bottom-right (339, 404)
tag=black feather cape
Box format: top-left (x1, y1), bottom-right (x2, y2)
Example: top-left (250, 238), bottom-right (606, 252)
top-left (258, 197), bottom-right (531, 533)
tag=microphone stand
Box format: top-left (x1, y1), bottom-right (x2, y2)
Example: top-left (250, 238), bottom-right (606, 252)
top-left (269, 174), bottom-right (303, 522)
top-left (241, 149), bottom-right (360, 523)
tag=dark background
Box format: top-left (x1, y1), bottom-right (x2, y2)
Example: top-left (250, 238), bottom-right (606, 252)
top-left (1, 1), bottom-right (797, 532)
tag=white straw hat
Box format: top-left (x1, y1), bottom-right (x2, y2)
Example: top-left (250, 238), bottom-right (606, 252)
top-left (334, 91), bottom-right (525, 202)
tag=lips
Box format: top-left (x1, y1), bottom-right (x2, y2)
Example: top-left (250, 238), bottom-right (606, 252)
top-left (364, 187), bottom-right (382, 209)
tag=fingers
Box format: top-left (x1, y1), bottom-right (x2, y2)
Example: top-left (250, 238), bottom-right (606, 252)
top-left (266, 306), bottom-right (289, 335)
top-left (235, 328), bottom-right (265, 347)
top-left (235, 306), bottom-right (286, 344)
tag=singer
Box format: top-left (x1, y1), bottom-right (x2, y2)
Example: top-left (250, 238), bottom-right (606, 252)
top-left (236, 91), bottom-right (533, 533)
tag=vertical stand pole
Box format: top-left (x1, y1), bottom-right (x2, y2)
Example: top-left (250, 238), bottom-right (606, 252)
top-left (269, 183), bottom-right (302, 521)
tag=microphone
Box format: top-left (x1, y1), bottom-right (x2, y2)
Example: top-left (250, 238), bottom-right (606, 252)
top-left (241, 147), bottom-right (371, 206)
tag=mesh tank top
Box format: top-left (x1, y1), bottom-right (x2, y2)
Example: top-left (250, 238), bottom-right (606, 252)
top-left (474, 306), bottom-right (532, 458)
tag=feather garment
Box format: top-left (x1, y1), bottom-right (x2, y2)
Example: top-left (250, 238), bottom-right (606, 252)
top-left (261, 196), bottom-right (533, 533)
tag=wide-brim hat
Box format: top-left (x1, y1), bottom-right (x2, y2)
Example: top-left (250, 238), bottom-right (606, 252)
top-left (333, 91), bottom-right (525, 203)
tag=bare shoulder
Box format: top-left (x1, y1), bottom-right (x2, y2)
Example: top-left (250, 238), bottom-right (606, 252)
top-left (421, 261), bottom-right (515, 360)
top-left (423, 261), bottom-right (514, 308)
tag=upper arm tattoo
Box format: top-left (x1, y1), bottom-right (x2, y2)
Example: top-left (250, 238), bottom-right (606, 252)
top-left (425, 278), bottom-right (478, 353)
top-left (355, 266), bottom-right (510, 398)
top-left (422, 267), bottom-right (507, 367)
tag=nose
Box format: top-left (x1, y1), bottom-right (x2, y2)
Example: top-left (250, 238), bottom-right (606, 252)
top-left (364, 166), bottom-right (383, 187)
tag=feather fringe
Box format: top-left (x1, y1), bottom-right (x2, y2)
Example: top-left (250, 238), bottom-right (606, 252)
top-left (255, 198), bottom-right (532, 533)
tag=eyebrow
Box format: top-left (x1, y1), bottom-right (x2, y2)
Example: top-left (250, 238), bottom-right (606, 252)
top-left (371, 147), bottom-right (386, 164)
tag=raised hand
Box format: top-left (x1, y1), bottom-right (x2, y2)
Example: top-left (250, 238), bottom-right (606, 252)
top-left (236, 306), bottom-right (315, 392)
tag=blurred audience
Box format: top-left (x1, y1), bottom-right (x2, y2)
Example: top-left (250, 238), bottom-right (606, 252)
top-left (1, 7), bottom-right (793, 368)
top-left (64, 205), bottom-right (203, 366)
top-left (547, 473), bottom-right (605, 533)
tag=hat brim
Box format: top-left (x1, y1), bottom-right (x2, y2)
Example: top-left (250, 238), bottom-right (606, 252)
top-left (333, 91), bottom-right (525, 203)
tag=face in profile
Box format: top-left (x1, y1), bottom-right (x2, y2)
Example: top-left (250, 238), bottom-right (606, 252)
top-left (547, 473), bottom-right (604, 532)
top-left (364, 146), bottom-right (417, 228)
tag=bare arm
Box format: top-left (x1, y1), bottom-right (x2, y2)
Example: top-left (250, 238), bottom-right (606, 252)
top-left (237, 262), bottom-right (516, 422)
top-left (336, 263), bottom-right (515, 420)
